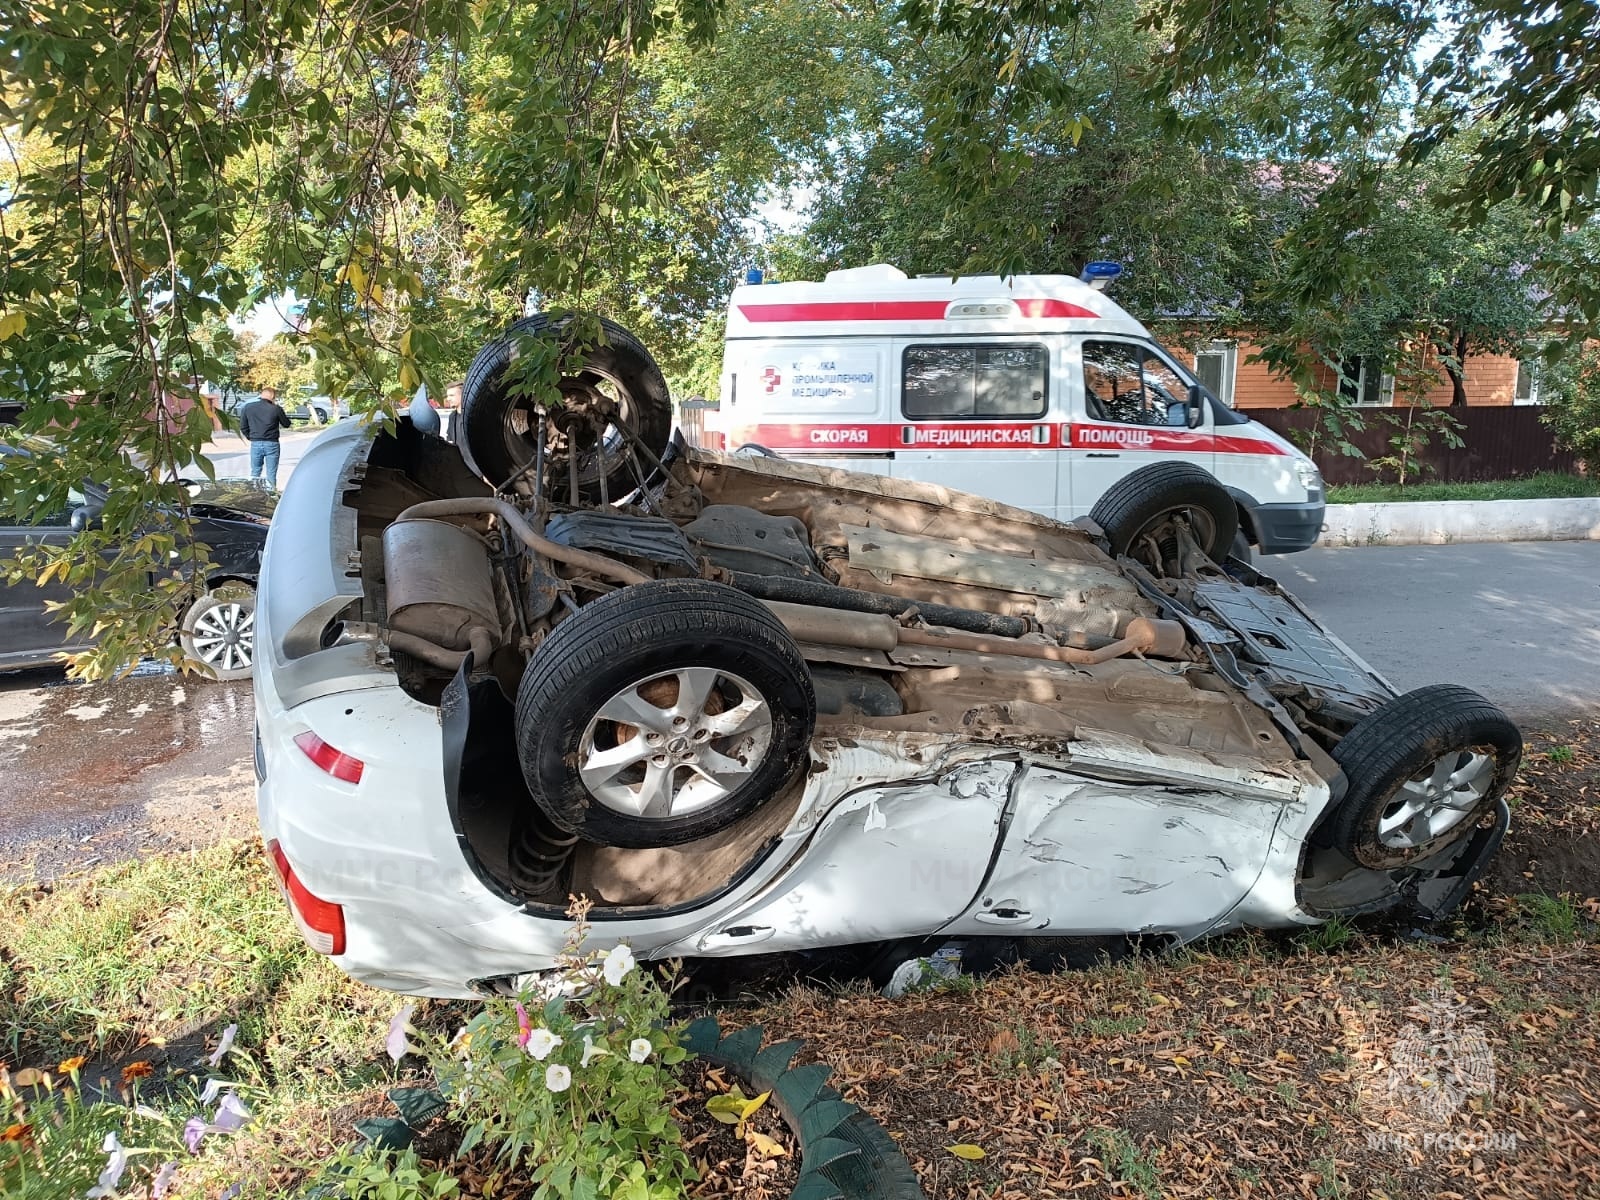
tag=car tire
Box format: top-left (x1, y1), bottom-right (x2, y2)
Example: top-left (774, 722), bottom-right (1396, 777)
top-left (1328, 685), bottom-right (1521, 870)
top-left (459, 313), bottom-right (673, 499)
top-left (1089, 461), bottom-right (1239, 571)
top-left (179, 585), bottom-right (256, 681)
top-left (514, 579), bottom-right (816, 848)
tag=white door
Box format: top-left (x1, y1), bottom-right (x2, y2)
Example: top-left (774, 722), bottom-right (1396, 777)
top-left (890, 339), bottom-right (1061, 518)
top-left (1065, 338), bottom-right (1215, 518)
top-left (943, 765), bottom-right (1282, 939)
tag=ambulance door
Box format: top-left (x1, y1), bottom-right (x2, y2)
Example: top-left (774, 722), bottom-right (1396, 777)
top-left (718, 340), bottom-right (892, 474)
top-left (1065, 338), bottom-right (1215, 518)
top-left (890, 339), bottom-right (1061, 518)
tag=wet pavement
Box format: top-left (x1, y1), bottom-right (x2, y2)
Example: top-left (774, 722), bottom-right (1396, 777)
top-left (0, 665), bottom-right (257, 882)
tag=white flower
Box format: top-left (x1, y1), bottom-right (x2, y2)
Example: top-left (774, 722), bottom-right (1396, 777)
top-left (602, 943), bottom-right (636, 986)
top-left (86, 1132), bottom-right (127, 1198)
top-left (212, 1093), bottom-right (252, 1132)
top-left (151, 1161), bottom-right (179, 1199)
top-left (628, 1038), bottom-right (652, 1064)
top-left (526, 1028), bottom-right (562, 1060)
top-left (386, 1005), bottom-right (416, 1062)
top-left (581, 1034), bottom-right (610, 1067)
top-left (545, 1063), bottom-right (572, 1092)
top-left (207, 1023), bottom-right (238, 1068)
top-left (199, 1078), bottom-right (223, 1106)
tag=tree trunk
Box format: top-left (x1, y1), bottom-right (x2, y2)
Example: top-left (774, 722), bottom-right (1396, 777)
top-left (1446, 329), bottom-right (1469, 406)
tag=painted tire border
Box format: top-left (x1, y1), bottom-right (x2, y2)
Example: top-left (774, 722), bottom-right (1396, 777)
top-left (682, 1016), bottom-right (927, 1200)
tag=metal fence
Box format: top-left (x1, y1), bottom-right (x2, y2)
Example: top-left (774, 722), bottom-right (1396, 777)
top-left (676, 396), bottom-right (717, 449)
top-left (1249, 405), bottom-right (1580, 485)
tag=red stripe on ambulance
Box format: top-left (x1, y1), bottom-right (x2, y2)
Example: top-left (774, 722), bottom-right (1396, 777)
top-left (736, 301), bottom-right (951, 323)
top-left (1067, 425), bottom-right (1287, 456)
top-left (1013, 299), bottom-right (1099, 319)
top-left (736, 299), bottom-right (1103, 323)
top-left (728, 423), bottom-right (1289, 456)
top-left (730, 423), bottom-right (1052, 451)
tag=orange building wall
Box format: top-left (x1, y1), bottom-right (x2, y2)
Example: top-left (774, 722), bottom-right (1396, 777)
top-left (1186, 337), bottom-right (1526, 409)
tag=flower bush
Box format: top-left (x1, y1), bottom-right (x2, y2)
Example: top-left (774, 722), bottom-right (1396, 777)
top-left (428, 900), bottom-right (694, 1200)
top-left (0, 1060), bottom-right (182, 1200)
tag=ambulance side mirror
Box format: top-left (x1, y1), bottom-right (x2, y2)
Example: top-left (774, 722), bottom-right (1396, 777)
top-left (1185, 385), bottom-right (1205, 429)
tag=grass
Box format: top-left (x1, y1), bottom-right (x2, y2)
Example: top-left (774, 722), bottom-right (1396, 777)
top-left (0, 841), bottom-right (393, 1085)
top-left (1326, 470), bottom-right (1600, 504)
top-left (1547, 744), bottom-right (1577, 765)
top-left (0, 842), bottom-right (427, 1200)
top-left (1085, 1127), bottom-right (1163, 1199)
top-left (1515, 892), bottom-right (1585, 942)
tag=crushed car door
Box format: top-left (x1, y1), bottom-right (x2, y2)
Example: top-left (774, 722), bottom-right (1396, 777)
top-left (688, 760), bottom-right (1016, 956)
top-left (944, 758), bottom-right (1292, 942)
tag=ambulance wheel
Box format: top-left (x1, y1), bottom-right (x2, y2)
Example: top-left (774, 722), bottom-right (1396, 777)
top-left (1090, 462), bottom-right (1238, 573)
top-left (459, 313), bottom-right (673, 501)
top-left (515, 579), bottom-right (816, 848)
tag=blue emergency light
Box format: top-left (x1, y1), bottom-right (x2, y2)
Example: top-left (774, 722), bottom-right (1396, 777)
top-left (745, 267), bottom-right (765, 285)
top-left (1080, 261), bottom-right (1123, 290)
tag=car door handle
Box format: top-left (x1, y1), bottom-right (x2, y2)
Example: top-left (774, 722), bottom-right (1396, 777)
top-left (1085, 452), bottom-right (1120, 458)
top-left (700, 925), bottom-right (776, 950)
top-left (973, 906), bottom-right (1033, 925)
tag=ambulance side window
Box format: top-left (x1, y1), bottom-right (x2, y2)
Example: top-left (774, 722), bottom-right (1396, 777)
top-left (902, 344), bottom-right (1047, 420)
top-left (1082, 341), bottom-right (1191, 428)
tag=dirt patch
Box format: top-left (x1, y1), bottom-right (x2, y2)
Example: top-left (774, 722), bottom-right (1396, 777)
top-left (732, 940), bottom-right (1600, 1200)
top-left (1482, 717), bottom-right (1600, 901)
top-left (678, 1058), bottom-right (798, 1199)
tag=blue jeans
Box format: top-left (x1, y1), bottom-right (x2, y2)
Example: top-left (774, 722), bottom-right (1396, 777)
top-left (249, 440), bottom-right (282, 489)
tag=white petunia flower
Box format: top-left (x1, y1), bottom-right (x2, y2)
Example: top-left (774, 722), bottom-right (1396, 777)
top-left (545, 1063), bottom-right (572, 1092)
top-left (581, 1034), bottom-right (610, 1067)
top-left (86, 1132), bottom-right (127, 1198)
top-left (602, 943), bottom-right (636, 986)
top-left (526, 1028), bottom-right (562, 1060)
top-left (628, 1038), bottom-right (652, 1064)
top-left (386, 1005), bottom-right (416, 1062)
top-left (207, 1023), bottom-right (238, 1068)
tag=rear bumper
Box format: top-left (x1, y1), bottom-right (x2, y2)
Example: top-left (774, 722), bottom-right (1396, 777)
top-left (1252, 498), bottom-right (1325, 555)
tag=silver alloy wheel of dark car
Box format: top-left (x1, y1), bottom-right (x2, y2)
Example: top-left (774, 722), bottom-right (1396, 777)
top-left (180, 584), bottom-right (256, 681)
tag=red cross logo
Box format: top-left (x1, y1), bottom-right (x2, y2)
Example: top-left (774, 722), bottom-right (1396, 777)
top-left (761, 366), bottom-right (781, 394)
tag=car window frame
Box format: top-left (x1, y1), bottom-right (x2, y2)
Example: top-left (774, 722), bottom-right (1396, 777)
top-left (900, 340), bottom-right (1050, 422)
top-left (1078, 337), bottom-right (1202, 431)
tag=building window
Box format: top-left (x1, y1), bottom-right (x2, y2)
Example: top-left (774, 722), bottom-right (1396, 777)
top-left (902, 344), bottom-right (1047, 420)
top-left (1337, 355), bottom-right (1395, 406)
top-left (1193, 341), bottom-right (1238, 407)
top-left (1514, 360), bottom-right (1540, 406)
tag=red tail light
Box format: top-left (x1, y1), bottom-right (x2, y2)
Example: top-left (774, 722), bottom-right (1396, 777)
top-left (293, 731), bottom-right (364, 783)
top-left (266, 839), bottom-right (346, 955)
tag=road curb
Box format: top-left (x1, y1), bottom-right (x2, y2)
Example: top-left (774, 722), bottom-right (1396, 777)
top-left (1319, 497), bottom-right (1600, 547)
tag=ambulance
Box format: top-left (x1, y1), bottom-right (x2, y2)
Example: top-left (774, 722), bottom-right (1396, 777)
top-left (708, 263), bottom-right (1325, 556)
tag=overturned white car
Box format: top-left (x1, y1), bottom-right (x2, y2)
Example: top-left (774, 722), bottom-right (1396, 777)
top-left (254, 317), bottom-right (1520, 997)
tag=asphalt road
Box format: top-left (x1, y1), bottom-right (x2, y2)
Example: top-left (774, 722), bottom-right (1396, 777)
top-left (1274, 540), bottom-right (1600, 724)
top-left (197, 426), bottom-right (320, 484)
